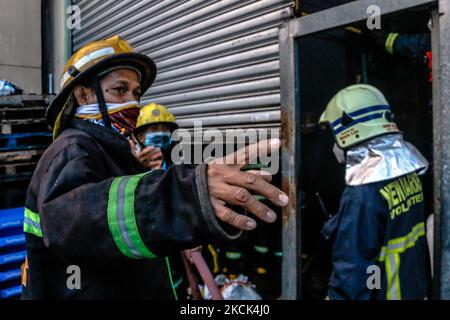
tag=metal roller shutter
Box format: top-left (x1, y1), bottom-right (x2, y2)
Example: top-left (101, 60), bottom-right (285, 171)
top-left (71, 0), bottom-right (294, 131)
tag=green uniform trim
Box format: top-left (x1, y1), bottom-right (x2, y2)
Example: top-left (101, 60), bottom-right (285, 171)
top-left (123, 173), bottom-right (156, 258)
top-left (107, 173), bottom-right (157, 259)
top-left (23, 208), bottom-right (43, 238)
top-left (108, 177), bottom-right (134, 258)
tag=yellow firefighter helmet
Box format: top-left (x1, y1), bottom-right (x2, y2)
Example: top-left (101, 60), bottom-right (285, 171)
top-left (135, 103), bottom-right (178, 133)
top-left (319, 84), bottom-right (400, 149)
top-left (47, 35), bottom-right (157, 138)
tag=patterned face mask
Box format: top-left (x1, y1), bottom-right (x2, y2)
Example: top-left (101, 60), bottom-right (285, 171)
top-left (108, 107), bottom-right (140, 136)
top-left (75, 101), bottom-right (140, 136)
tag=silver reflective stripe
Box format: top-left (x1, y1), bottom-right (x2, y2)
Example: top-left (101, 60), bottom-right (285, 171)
top-left (60, 47), bottom-right (116, 88)
top-left (378, 223), bottom-right (425, 261)
top-left (116, 176), bottom-right (141, 258)
top-left (386, 253), bottom-right (402, 300)
top-left (23, 217), bottom-right (41, 231)
top-left (387, 254), bottom-right (397, 300)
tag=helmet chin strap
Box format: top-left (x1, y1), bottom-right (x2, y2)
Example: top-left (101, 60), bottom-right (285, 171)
top-left (92, 75), bottom-right (112, 129)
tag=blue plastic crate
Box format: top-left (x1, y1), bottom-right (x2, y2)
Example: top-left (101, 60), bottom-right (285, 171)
top-left (0, 268), bottom-right (21, 282)
top-left (0, 132), bottom-right (52, 152)
top-left (0, 207), bottom-right (24, 231)
top-left (0, 234), bottom-right (25, 249)
top-left (0, 284), bottom-right (21, 299)
top-left (0, 251), bottom-right (26, 266)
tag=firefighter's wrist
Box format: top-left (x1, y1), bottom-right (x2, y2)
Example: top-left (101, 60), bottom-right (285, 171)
top-left (195, 163), bottom-right (242, 241)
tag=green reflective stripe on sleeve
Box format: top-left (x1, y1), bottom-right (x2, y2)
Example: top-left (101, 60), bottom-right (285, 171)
top-left (122, 173), bottom-right (156, 258)
top-left (165, 257), bottom-right (178, 300)
top-left (23, 208), bottom-right (42, 237)
top-left (23, 220), bottom-right (43, 237)
top-left (108, 177), bottom-right (136, 258)
top-left (24, 208), bottom-right (40, 224)
top-left (108, 173), bottom-right (157, 259)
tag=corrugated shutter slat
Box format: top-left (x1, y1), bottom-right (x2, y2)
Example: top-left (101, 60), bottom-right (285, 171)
top-left (72, 0), bottom-right (294, 130)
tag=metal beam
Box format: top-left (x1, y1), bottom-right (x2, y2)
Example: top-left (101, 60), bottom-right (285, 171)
top-left (41, 0), bottom-right (72, 94)
top-left (433, 0), bottom-right (450, 300)
top-left (279, 21), bottom-right (301, 300)
top-left (289, 0), bottom-right (436, 37)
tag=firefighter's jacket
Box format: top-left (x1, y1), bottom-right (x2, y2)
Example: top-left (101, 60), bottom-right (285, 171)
top-left (22, 119), bottom-right (239, 299)
top-left (391, 33), bottom-right (431, 60)
top-left (323, 171), bottom-right (429, 300)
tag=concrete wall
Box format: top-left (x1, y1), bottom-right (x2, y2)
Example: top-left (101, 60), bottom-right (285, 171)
top-left (0, 0), bottom-right (41, 94)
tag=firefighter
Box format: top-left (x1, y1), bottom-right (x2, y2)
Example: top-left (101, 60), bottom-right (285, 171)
top-left (131, 103), bottom-right (216, 298)
top-left (21, 35), bottom-right (288, 299)
top-left (130, 103), bottom-right (178, 170)
top-left (319, 84), bottom-right (430, 300)
top-left (386, 32), bottom-right (432, 82)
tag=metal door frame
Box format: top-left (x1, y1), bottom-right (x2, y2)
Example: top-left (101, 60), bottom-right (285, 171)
top-left (278, 0), bottom-right (450, 299)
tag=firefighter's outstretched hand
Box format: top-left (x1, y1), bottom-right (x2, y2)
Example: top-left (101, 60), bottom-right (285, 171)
top-left (207, 139), bottom-right (289, 231)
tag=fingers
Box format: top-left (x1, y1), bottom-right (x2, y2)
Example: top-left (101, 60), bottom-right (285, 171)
top-left (224, 170), bottom-right (288, 207)
top-left (138, 147), bottom-right (163, 161)
top-left (245, 170), bottom-right (272, 182)
top-left (211, 198), bottom-right (257, 231)
top-left (212, 138), bottom-right (281, 168)
top-left (214, 184), bottom-right (277, 223)
top-left (149, 160), bottom-right (163, 169)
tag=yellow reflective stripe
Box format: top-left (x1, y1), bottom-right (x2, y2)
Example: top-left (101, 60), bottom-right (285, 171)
top-left (207, 245), bottom-right (220, 274)
top-left (394, 254), bottom-right (402, 300)
top-left (385, 255), bottom-right (393, 299)
top-left (385, 33), bottom-right (399, 55)
top-left (389, 223), bottom-right (425, 245)
top-left (386, 253), bottom-right (402, 300)
top-left (378, 222), bottom-right (425, 261)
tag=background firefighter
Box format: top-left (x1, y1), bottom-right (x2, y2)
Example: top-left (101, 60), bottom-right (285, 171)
top-left (130, 102), bottom-right (178, 171)
top-left (21, 35), bottom-right (289, 299)
top-left (319, 84), bottom-right (430, 300)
